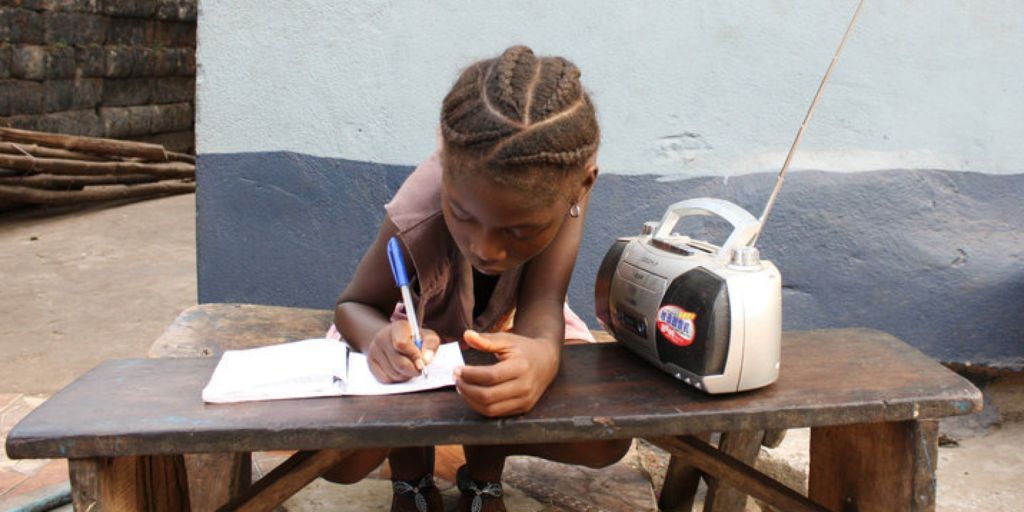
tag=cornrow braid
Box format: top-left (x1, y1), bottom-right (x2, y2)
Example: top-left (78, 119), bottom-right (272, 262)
top-left (440, 45), bottom-right (599, 194)
top-left (487, 45), bottom-right (536, 124)
top-left (528, 57), bottom-right (582, 124)
top-left (494, 143), bottom-right (599, 167)
top-left (440, 61), bottom-right (520, 147)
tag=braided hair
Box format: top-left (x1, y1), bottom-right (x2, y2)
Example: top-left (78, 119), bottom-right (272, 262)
top-left (440, 46), bottom-right (599, 198)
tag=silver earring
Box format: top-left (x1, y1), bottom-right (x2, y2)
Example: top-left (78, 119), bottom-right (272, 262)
top-left (569, 203), bottom-right (580, 218)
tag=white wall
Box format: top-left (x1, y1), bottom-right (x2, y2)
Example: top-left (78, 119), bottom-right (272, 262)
top-left (198, 0), bottom-right (1024, 176)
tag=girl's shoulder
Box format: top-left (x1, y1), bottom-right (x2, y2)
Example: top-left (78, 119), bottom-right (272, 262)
top-left (385, 150), bottom-right (443, 232)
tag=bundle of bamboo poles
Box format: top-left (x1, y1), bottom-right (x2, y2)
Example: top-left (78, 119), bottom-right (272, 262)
top-left (0, 127), bottom-right (196, 206)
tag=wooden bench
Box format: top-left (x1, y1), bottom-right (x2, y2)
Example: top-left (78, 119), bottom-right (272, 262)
top-left (6, 303), bottom-right (982, 511)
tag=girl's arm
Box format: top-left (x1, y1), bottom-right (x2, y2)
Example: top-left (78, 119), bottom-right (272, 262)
top-left (455, 192), bottom-right (592, 416)
top-left (335, 218), bottom-right (440, 381)
top-left (512, 191), bottom-right (592, 343)
top-left (335, 218), bottom-right (402, 353)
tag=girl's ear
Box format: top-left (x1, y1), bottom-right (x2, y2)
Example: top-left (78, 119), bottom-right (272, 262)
top-left (575, 161), bottom-right (599, 202)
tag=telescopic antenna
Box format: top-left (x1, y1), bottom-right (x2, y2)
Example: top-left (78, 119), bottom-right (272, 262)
top-left (751, 0), bottom-right (866, 246)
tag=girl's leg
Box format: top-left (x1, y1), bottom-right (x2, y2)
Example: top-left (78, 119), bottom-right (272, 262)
top-left (388, 446), bottom-right (435, 479)
top-left (389, 446), bottom-right (444, 512)
top-left (321, 447), bottom-right (389, 484)
top-left (320, 446), bottom-right (438, 483)
top-left (322, 447), bottom-right (444, 511)
top-left (463, 439), bottom-right (631, 480)
top-left (457, 439), bottom-right (632, 511)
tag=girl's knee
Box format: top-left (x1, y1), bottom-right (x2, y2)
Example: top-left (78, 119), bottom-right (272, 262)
top-left (578, 439), bottom-right (632, 469)
top-left (321, 448), bottom-right (389, 484)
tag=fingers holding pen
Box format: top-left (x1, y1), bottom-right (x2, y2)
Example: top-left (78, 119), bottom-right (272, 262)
top-left (389, 321), bottom-right (422, 372)
top-left (390, 322), bottom-right (441, 371)
top-left (368, 321), bottom-right (426, 383)
top-left (383, 338), bottom-right (421, 379)
top-left (370, 336), bottom-right (415, 382)
top-left (419, 329), bottom-right (441, 366)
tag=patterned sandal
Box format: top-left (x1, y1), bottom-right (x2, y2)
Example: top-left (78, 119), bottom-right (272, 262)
top-left (456, 465), bottom-right (505, 512)
top-left (391, 473), bottom-right (443, 512)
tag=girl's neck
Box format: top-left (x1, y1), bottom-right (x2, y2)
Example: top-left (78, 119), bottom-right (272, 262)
top-left (471, 267), bottom-right (501, 319)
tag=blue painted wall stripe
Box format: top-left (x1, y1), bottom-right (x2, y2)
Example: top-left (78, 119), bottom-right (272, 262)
top-left (197, 152), bottom-right (1024, 368)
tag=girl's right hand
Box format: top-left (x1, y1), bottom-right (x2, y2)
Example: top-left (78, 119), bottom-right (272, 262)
top-left (367, 320), bottom-right (441, 383)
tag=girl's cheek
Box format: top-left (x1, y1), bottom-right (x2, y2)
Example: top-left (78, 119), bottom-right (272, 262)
top-left (511, 237), bottom-right (549, 263)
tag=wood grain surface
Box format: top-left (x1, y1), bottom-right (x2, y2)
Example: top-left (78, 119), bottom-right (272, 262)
top-left (8, 327), bottom-right (980, 460)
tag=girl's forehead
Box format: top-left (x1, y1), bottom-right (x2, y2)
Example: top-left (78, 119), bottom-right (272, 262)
top-left (443, 170), bottom-right (563, 225)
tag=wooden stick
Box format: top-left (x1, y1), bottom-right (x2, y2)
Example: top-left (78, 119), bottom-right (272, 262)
top-left (0, 127), bottom-right (169, 162)
top-left (650, 436), bottom-right (829, 512)
top-left (0, 153), bottom-right (194, 178)
top-left (167, 151), bottom-right (196, 164)
top-left (0, 181), bottom-right (195, 205)
top-left (0, 173), bottom-right (164, 189)
top-left (0, 142), bottom-right (108, 162)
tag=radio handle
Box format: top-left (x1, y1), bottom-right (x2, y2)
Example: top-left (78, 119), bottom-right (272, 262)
top-left (652, 198), bottom-right (761, 261)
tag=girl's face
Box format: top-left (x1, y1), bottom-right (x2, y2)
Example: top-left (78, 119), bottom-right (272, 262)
top-left (441, 169), bottom-right (577, 276)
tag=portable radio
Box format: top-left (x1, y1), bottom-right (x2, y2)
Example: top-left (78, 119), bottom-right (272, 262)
top-left (594, 198), bottom-right (781, 394)
top-left (594, 0), bottom-right (865, 394)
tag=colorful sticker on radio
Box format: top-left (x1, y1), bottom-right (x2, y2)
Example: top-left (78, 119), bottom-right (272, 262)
top-left (656, 305), bottom-right (697, 347)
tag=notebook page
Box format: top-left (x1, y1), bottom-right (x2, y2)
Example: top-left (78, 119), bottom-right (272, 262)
top-left (343, 341), bottom-right (463, 396)
top-left (202, 338), bottom-right (349, 403)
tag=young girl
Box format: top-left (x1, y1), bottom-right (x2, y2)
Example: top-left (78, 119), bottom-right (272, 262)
top-left (326, 45), bottom-right (631, 512)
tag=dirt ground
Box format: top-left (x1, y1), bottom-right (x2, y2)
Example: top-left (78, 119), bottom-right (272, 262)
top-left (0, 194), bottom-right (197, 394)
top-left (0, 194), bottom-right (1021, 511)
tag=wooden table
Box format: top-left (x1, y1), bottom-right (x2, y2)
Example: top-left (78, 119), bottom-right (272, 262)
top-left (6, 304), bottom-right (982, 511)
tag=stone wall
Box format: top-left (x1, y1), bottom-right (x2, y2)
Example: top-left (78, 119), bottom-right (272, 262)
top-left (0, 0), bottom-right (195, 153)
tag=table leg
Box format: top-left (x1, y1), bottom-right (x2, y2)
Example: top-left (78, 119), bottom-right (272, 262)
top-left (809, 420), bottom-right (938, 512)
top-left (185, 452), bottom-right (252, 511)
top-left (69, 455), bottom-right (191, 511)
top-left (703, 430), bottom-right (766, 512)
top-left (658, 432), bottom-right (711, 511)
top-left (761, 429), bottom-right (787, 449)
top-left (651, 436), bottom-right (827, 512)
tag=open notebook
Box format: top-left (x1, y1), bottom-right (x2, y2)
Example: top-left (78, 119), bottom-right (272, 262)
top-left (202, 338), bottom-right (464, 403)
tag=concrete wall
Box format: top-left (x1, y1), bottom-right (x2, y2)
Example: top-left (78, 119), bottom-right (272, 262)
top-left (1, 0), bottom-right (196, 152)
top-left (196, 1), bottom-right (1024, 368)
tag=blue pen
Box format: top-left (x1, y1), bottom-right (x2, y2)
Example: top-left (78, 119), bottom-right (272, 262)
top-left (386, 236), bottom-right (424, 355)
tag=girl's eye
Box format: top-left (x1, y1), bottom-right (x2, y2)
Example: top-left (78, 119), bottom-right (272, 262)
top-left (449, 207), bottom-right (472, 223)
top-left (507, 227), bottom-right (542, 240)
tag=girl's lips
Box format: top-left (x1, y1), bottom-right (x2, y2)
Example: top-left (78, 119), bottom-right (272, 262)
top-left (471, 260), bottom-right (505, 275)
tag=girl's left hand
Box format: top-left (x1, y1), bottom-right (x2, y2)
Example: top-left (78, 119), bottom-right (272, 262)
top-left (454, 329), bottom-right (560, 417)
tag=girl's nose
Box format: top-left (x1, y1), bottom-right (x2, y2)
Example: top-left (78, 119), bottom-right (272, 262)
top-left (470, 230), bottom-right (507, 264)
